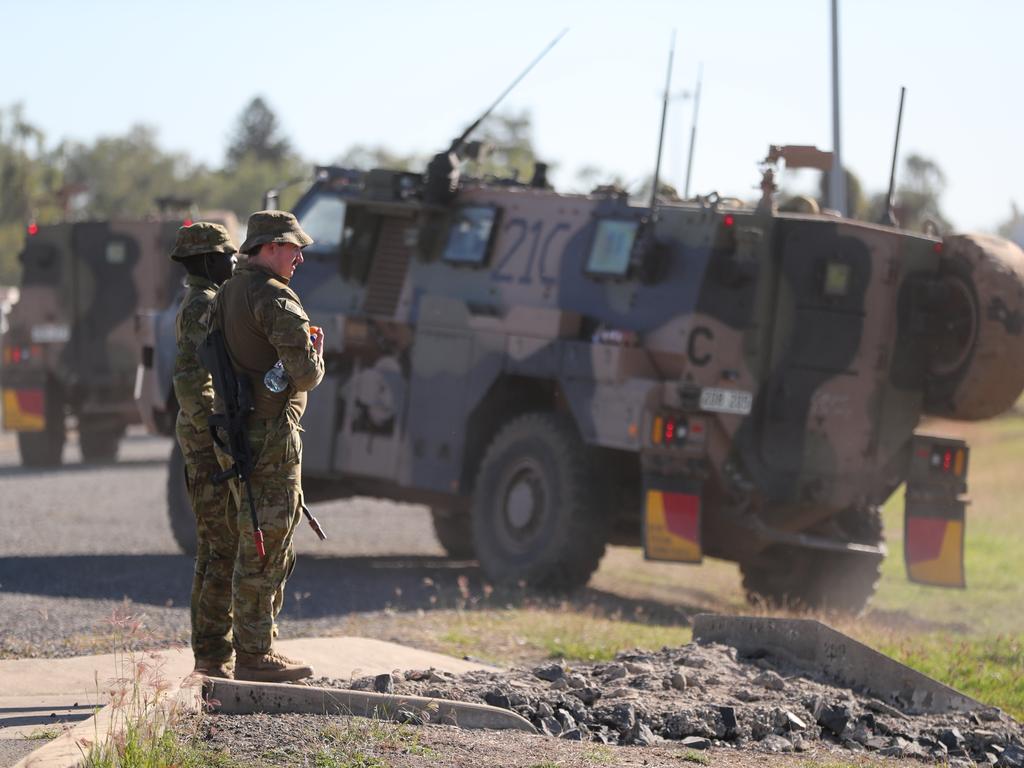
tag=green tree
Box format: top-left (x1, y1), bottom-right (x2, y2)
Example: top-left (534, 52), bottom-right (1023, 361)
top-left (462, 110), bottom-right (547, 182)
top-left (997, 202), bottom-right (1023, 245)
top-left (60, 124), bottom-right (200, 218)
top-left (867, 153), bottom-right (951, 233)
top-left (0, 104), bottom-right (63, 283)
top-left (226, 96), bottom-right (291, 168)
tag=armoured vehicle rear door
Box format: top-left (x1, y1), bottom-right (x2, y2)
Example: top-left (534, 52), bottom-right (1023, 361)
top-left (65, 223), bottom-right (141, 408)
top-left (756, 218), bottom-right (890, 498)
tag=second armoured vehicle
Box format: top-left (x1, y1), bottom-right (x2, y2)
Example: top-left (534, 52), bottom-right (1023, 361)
top-left (2, 203), bottom-right (238, 466)
top-left (140, 139), bottom-right (1024, 612)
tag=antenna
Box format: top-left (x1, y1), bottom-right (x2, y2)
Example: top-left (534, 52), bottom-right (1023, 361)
top-left (683, 63), bottom-right (702, 199)
top-left (450, 28), bottom-right (568, 154)
top-left (881, 86), bottom-right (906, 226)
top-left (649, 30), bottom-right (676, 216)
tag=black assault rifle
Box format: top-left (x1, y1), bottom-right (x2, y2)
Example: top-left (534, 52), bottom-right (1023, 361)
top-left (198, 329), bottom-right (327, 560)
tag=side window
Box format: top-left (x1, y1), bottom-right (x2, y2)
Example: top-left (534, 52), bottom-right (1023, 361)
top-left (441, 206), bottom-right (499, 265)
top-left (297, 194), bottom-right (346, 251)
top-left (585, 219), bottom-right (639, 277)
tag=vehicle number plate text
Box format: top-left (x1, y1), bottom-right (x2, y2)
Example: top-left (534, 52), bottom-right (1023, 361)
top-left (699, 387), bottom-right (753, 415)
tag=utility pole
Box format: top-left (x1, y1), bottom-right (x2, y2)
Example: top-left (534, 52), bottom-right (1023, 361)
top-left (829, 0), bottom-right (848, 215)
top-left (683, 63), bottom-right (702, 200)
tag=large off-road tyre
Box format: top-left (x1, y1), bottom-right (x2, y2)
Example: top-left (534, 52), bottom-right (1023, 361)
top-left (923, 234), bottom-right (1024, 420)
top-left (740, 506), bottom-right (884, 614)
top-left (79, 426), bottom-right (122, 464)
top-left (167, 442), bottom-right (197, 556)
top-left (430, 507), bottom-right (475, 559)
top-left (17, 390), bottom-right (65, 467)
top-left (17, 428), bottom-right (64, 467)
top-left (471, 412), bottom-right (609, 592)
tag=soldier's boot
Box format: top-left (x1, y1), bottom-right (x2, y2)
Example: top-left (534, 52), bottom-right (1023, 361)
top-left (234, 650), bottom-right (313, 683)
top-left (193, 658), bottom-right (234, 679)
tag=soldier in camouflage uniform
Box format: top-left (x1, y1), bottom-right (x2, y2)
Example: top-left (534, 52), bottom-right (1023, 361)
top-left (169, 223), bottom-right (238, 679)
top-left (212, 210), bottom-right (324, 683)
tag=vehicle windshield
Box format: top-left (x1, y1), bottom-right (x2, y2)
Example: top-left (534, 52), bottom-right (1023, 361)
top-left (296, 193), bottom-right (347, 252)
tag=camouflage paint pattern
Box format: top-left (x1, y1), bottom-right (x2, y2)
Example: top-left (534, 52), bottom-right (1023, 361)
top-left (2, 212), bottom-right (239, 450)
top-left (146, 163), bottom-right (1024, 599)
top-left (173, 274), bottom-right (237, 663)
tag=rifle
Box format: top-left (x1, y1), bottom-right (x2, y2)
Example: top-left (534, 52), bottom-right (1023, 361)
top-left (199, 328), bottom-right (328, 556)
top-left (199, 328), bottom-right (267, 558)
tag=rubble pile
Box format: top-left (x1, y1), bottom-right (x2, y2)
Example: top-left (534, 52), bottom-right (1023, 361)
top-left (322, 641), bottom-right (1024, 766)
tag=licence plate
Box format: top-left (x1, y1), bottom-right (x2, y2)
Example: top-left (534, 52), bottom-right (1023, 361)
top-left (699, 387), bottom-right (753, 415)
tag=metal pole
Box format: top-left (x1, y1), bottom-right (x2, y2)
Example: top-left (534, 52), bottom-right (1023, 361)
top-left (649, 31), bottom-right (675, 215)
top-left (829, 0), bottom-right (848, 215)
top-left (684, 64), bottom-right (702, 199)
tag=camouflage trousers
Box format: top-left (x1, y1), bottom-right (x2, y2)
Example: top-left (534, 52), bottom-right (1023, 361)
top-left (176, 421), bottom-right (237, 664)
top-left (216, 415), bottom-right (303, 656)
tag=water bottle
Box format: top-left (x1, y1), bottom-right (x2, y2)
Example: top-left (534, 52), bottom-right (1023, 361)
top-left (264, 360), bottom-right (288, 393)
top-left (264, 325), bottom-right (320, 393)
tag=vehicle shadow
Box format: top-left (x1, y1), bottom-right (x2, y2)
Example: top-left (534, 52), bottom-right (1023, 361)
top-left (0, 553), bottom-right (702, 627)
top-left (0, 458), bottom-right (168, 478)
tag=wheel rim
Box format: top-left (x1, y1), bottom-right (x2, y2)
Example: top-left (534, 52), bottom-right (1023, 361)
top-left (929, 276), bottom-right (977, 376)
top-left (497, 457), bottom-right (549, 550)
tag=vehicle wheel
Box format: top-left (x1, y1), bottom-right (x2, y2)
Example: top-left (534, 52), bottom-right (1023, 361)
top-left (17, 390), bottom-right (64, 467)
top-left (740, 506), bottom-right (884, 614)
top-left (167, 442), bottom-right (197, 556)
top-left (431, 507), bottom-right (475, 559)
top-left (79, 426), bottom-right (122, 463)
top-left (471, 412), bottom-right (608, 592)
top-left (18, 428), bottom-right (64, 467)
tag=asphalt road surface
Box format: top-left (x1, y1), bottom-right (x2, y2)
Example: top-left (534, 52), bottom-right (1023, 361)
top-left (0, 427), bottom-right (482, 659)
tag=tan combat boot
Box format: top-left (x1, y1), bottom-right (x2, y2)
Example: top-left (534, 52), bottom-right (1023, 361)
top-left (234, 650), bottom-right (313, 683)
top-left (193, 658), bottom-right (234, 679)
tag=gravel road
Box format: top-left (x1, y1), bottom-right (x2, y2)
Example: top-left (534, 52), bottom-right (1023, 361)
top-left (0, 427), bottom-right (477, 659)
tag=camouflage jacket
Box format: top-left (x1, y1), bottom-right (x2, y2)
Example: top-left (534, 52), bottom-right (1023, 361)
top-left (214, 263), bottom-right (323, 422)
top-left (173, 275), bottom-right (217, 437)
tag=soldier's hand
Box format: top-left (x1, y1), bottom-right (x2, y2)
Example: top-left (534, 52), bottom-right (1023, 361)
top-left (311, 326), bottom-right (324, 356)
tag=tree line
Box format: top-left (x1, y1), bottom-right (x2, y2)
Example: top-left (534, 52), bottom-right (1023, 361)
top-left (1, 97), bottom-right (1018, 285)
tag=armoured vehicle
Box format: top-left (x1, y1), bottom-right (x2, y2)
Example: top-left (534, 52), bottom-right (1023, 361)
top-left (2, 204), bottom-right (238, 466)
top-left (139, 139), bottom-right (1024, 611)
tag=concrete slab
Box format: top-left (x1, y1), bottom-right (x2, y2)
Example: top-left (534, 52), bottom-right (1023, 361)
top-left (2, 637), bottom-right (497, 768)
top-left (206, 679), bottom-right (537, 732)
top-left (692, 614), bottom-right (983, 715)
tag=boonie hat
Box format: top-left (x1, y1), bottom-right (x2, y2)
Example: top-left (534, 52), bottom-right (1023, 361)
top-left (238, 210), bottom-right (314, 255)
top-left (169, 222), bottom-right (237, 262)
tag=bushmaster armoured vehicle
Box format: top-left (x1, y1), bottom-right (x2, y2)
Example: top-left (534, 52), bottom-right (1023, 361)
top-left (141, 146), bottom-right (1024, 611)
top-left (2, 204), bottom-right (238, 466)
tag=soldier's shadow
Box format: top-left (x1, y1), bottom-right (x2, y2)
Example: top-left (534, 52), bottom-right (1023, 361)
top-left (0, 553), bottom-right (700, 629)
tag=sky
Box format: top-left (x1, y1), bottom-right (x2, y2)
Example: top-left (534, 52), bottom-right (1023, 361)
top-left (2, 0), bottom-right (1021, 233)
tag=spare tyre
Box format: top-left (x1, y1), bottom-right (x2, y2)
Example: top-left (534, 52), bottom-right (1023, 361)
top-left (923, 233), bottom-right (1024, 420)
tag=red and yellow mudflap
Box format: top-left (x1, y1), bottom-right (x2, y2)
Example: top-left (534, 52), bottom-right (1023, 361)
top-left (2, 388), bottom-right (45, 431)
top-left (643, 481), bottom-right (702, 563)
top-left (905, 502), bottom-right (966, 588)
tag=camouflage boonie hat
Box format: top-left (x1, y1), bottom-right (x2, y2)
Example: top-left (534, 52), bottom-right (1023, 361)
top-left (169, 222), bottom-right (237, 262)
top-left (238, 210), bottom-right (314, 255)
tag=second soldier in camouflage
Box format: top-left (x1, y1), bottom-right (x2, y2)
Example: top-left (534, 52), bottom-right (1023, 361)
top-left (169, 222), bottom-right (238, 678)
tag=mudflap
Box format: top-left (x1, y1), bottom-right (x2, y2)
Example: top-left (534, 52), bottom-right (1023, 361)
top-left (642, 475), bottom-right (702, 563)
top-left (904, 434), bottom-right (968, 588)
top-left (2, 388), bottom-right (45, 431)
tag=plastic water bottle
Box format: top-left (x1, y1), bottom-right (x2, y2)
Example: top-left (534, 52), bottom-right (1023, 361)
top-left (264, 325), bottom-right (320, 393)
top-left (264, 360), bottom-right (288, 393)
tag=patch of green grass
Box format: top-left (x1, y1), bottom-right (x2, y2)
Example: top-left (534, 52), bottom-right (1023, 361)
top-left (26, 726), bottom-right (63, 740)
top-left (320, 718), bottom-right (437, 760)
top-left (84, 729), bottom-right (246, 768)
top-left (582, 743), bottom-right (615, 763)
top-left (678, 749), bottom-right (710, 764)
top-left (312, 750), bottom-right (388, 768)
top-left (437, 608), bottom-right (692, 664)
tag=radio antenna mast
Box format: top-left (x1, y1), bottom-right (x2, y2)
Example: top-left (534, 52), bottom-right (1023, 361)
top-left (649, 30), bottom-right (676, 216)
top-left (881, 86), bottom-right (906, 226)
